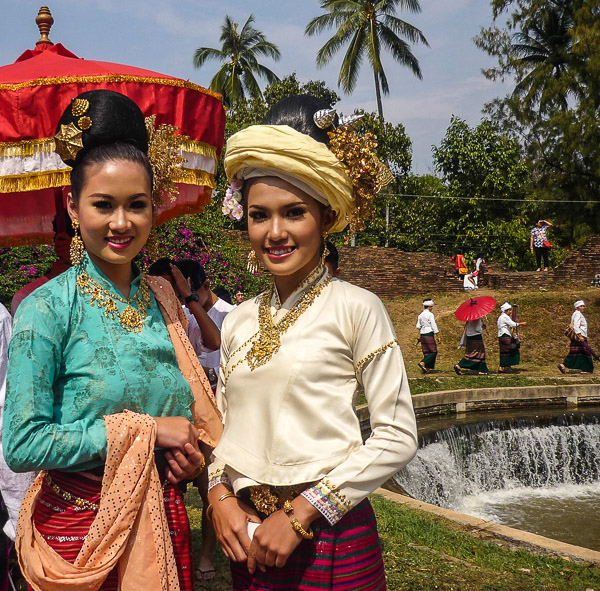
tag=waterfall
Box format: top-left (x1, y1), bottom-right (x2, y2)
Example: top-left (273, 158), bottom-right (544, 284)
top-left (395, 414), bottom-right (600, 510)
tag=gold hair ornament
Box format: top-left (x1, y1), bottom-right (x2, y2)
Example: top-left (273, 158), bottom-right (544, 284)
top-left (327, 122), bottom-right (393, 239)
top-left (54, 122), bottom-right (84, 162)
top-left (145, 115), bottom-right (188, 207)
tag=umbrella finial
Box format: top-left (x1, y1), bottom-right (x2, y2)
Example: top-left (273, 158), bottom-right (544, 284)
top-left (35, 6), bottom-right (54, 46)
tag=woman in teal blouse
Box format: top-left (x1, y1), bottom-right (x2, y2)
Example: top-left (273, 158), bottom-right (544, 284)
top-left (3, 90), bottom-right (212, 591)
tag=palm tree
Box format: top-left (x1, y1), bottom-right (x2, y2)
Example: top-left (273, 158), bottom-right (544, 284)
top-left (193, 15), bottom-right (281, 105)
top-left (306, 0), bottom-right (429, 119)
top-left (510, 1), bottom-right (580, 112)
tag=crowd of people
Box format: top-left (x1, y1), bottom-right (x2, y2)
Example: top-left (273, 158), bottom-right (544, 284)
top-left (0, 91), bottom-right (418, 591)
top-left (416, 298), bottom-right (597, 376)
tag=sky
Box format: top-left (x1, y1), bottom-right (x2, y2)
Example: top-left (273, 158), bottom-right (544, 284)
top-left (0, 1), bottom-right (510, 174)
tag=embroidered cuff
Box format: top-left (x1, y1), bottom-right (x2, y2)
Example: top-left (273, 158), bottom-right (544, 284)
top-left (207, 468), bottom-right (231, 493)
top-left (301, 479), bottom-right (352, 525)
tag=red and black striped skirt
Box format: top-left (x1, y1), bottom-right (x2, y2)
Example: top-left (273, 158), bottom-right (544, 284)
top-left (30, 470), bottom-right (193, 591)
top-left (231, 498), bottom-right (386, 590)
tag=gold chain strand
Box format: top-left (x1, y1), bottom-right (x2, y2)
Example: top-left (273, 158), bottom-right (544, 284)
top-left (75, 268), bottom-right (151, 333)
top-left (245, 275), bottom-right (331, 370)
top-left (45, 472), bottom-right (100, 512)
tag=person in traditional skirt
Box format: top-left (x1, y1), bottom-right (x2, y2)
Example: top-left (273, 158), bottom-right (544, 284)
top-left (454, 317), bottom-right (490, 374)
top-left (2, 90), bottom-right (222, 591)
top-left (558, 300), bottom-right (598, 374)
top-left (497, 302), bottom-right (527, 373)
top-left (208, 95), bottom-right (418, 591)
top-left (416, 300), bottom-right (441, 373)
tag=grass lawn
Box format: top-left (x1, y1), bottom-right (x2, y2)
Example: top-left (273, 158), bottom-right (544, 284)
top-left (184, 487), bottom-right (600, 590)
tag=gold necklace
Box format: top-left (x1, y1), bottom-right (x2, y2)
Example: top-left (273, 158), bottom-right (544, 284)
top-left (244, 273), bottom-right (331, 370)
top-left (75, 268), bottom-right (151, 332)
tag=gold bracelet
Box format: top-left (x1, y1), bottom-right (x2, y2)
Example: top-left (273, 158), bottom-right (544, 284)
top-left (206, 503), bottom-right (214, 521)
top-left (289, 517), bottom-right (314, 540)
top-left (283, 499), bottom-right (294, 515)
top-left (218, 491), bottom-right (238, 502)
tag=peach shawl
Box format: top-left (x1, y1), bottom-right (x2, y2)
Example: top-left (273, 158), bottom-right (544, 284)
top-left (16, 277), bottom-right (223, 591)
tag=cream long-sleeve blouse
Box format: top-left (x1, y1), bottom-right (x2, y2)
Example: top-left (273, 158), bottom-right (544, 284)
top-left (208, 265), bottom-right (417, 524)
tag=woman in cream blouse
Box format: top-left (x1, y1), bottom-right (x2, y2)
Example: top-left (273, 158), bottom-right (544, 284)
top-left (207, 95), bottom-right (418, 590)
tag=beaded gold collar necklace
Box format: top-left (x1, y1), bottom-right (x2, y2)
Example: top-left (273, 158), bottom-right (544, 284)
top-left (245, 266), bottom-right (330, 370)
top-left (75, 267), bottom-right (151, 333)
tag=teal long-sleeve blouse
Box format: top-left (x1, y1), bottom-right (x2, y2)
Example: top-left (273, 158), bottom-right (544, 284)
top-left (3, 254), bottom-right (194, 473)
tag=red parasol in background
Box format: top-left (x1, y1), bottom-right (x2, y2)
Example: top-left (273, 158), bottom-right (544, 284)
top-left (455, 296), bottom-right (497, 322)
top-left (0, 7), bottom-right (226, 247)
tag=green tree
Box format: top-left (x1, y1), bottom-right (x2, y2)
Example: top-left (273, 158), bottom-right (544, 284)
top-left (431, 117), bottom-right (535, 269)
top-left (475, 0), bottom-right (600, 243)
top-left (193, 15), bottom-right (281, 106)
top-left (305, 0), bottom-right (429, 118)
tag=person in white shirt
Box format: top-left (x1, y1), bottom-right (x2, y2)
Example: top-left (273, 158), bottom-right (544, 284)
top-left (416, 300), bottom-right (441, 373)
top-left (454, 317), bottom-right (489, 375)
top-left (559, 300), bottom-right (597, 374)
top-left (497, 302), bottom-right (527, 373)
top-left (0, 302), bottom-right (36, 546)
top-left (208, 95), bottom-right (417, 589)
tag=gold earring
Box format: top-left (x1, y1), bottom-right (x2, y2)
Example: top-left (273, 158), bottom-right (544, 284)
top-left (145, 227), bottom-right (159, 261)
top-left (70, 219), bottom-right (85, 266)
top-left (321, 231), bottom-right (330, 266)
top-left (247, 250), bottom-right (260, 274)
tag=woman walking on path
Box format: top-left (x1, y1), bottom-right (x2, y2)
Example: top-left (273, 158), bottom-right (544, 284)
top-left (454, 318), bottom-right (489, 375)
top-left (416, 300), bottom-right (441, 373)
top-left (529, 219), bottom-right (553, 271)
top-left (208, 95), bottom-right (418, 590)
top-left (497, 302), bottom-right (527, 373)
top-left (3, 90), bottom-right (222, 591)
top-left (559, 300), bottom-right (598, 374)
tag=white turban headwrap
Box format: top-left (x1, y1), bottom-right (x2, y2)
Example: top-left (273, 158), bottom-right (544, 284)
top-left (574, 300), bottom-right (585, 308)
top-left (423, 300), bottom-right (434, 307)
top-left (224, 125), bottom-right (355, 233)
top-left (500, 302), bottom-right (512, 312)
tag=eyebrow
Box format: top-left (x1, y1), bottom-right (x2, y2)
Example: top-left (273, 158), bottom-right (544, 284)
top-left (87, 193), bottom-right (150, 200)
top-left (248, 200), bottom-right (307, 210)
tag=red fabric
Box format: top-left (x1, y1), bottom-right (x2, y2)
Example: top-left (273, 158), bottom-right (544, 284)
top-left (231, 500), bottom-right (386, 591)
top-left (0, 44), bottom-right (225, 150)
top-left (29, 470), bottom-right (193, 591)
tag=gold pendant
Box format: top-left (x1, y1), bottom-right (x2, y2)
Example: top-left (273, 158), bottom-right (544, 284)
top-left (120, 305), bottom-right (144, 332)
top-left (245, 331), bottom-right (280, 369)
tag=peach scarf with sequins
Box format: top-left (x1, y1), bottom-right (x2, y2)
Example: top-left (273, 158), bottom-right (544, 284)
top-left (17, 412), bottom-right (179, 591)
top-left (16, 277), bottom-right (223, 591)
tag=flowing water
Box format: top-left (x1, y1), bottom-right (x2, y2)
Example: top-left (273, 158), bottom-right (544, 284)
top-left (395, 409), bottom-right (600, 550)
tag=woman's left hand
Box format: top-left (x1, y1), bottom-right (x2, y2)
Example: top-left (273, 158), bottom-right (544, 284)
top-left (164, 442), bottom-right (204, 484)
top-left (246, 509), bottom-right (303, 573)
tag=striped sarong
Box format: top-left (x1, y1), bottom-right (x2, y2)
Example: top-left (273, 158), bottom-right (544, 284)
top-left (564, 337), bottom-right (594, 373)
top-left (231, 499), bottom-right (386, 590)
top-left (30, 470), bottom-right (193, 591)
top-left (458, 334), bottom-right (489, 373)
top-left (420, 332), bottom-right (437, 369)
top-left (499, 334), bottom-right (520, 367)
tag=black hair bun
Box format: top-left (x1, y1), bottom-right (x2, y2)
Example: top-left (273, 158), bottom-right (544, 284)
top-left (262, 95), bottom-right (338, 145)
top-left (54, 89), bottom-right (148, 166)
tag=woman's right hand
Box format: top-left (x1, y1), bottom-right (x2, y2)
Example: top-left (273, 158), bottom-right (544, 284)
top-left (208, 484), bottom-right (262, 564)
top-left (154, 416), bottom-right (200, 451)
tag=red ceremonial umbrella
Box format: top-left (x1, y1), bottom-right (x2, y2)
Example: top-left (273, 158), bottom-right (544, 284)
top-left (455, 296), bottom-right (497, 322)
top-left (0, 7), bottom-right (226, 247)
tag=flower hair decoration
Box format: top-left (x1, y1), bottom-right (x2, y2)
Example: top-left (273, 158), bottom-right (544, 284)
top-left (222, 179), bottom-right (244, 221)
